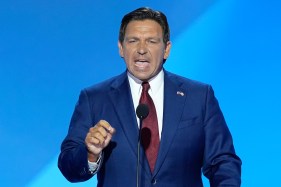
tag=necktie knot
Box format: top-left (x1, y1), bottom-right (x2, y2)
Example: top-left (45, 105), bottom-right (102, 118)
top-left (142, 82), bottom-right (150, 93)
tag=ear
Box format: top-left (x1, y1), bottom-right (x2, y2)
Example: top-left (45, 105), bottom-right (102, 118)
top-left (164, 41), bottom-right (171, 60)
top-left (118, 41), bottom-right (124, 58)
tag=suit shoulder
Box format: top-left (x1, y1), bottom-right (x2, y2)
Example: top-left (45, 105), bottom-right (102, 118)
top-left (83, 72), bottom-right (127, 96)
top-left (165, 71), bottom-right (210, 90)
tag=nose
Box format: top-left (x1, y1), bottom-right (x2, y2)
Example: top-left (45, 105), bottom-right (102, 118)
top-left (137, 41), bottom-right (147, 55)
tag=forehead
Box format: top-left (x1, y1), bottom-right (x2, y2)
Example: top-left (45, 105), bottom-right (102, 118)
top-left (125, 20), bottom-right (163, 36)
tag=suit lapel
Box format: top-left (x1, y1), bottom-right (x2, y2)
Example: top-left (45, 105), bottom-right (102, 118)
top-left (108, 72), bottom-right (151, 175)
top-left (108, 72), bottom-right (139, 153)
top-left (153, 71), bottom-right (187, 176)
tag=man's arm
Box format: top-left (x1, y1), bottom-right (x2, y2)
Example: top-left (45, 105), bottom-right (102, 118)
top-left (202, 86), bottom-right (242, 187)
top-left (58, 90), bottom-right (115, 182)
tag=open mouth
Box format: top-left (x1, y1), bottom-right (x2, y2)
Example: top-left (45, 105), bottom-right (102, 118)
top-left (135, 59), bottom-right (149, 63)
top-left (135, 59), bottom-right (150, 69)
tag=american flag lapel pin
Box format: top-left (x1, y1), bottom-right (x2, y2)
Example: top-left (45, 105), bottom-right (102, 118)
top-left (177, 91), bottom-right (184, 96)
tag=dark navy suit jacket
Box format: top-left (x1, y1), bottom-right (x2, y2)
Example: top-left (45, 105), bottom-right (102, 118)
top-left (58, 70), bottom-right (241, 187)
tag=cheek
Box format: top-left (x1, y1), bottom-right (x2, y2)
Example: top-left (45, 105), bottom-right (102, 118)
top-left (123, 55), bottom-right (134, 67)
top-left (152, 50), bottom-right (165, 62)
top-left (123, 48), bottom-right (134, 58)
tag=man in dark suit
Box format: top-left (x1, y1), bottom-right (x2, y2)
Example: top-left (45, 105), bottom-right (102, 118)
top-left (58, 7), bottom-right (241, 187)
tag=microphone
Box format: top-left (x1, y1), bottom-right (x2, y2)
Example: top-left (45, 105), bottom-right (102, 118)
top-left (136, 104), bottom-right (149, 187)
top-left (136, 104), bottom-right (149, 121)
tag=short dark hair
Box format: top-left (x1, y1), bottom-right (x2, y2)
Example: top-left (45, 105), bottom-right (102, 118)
top-left (119, 7), bottom-right (170, 45)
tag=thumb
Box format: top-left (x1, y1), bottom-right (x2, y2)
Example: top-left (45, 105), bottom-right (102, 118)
top-left (104, 127), bottom-right (115, 146)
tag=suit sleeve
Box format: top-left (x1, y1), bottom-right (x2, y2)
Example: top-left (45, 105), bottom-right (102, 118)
top-left (58, 89), bottom-right (97, 182)
top-left (202, 86), bottom-right (242, 187)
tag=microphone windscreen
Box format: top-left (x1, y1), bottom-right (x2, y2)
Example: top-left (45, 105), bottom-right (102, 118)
top-left (136, 104), bottom-right (149, 119)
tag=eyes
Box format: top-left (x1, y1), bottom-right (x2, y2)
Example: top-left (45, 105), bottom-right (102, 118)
top-left (148, 39), bottom-right (158, 44)
top-left (128, 39), bottom-right (136, 43)
top-left (127, 38), bottom-right (160, 44)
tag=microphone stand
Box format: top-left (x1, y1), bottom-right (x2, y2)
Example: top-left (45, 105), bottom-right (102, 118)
top-left (137, 117), bottom-right (143, 187)
top-left (136, 104), bottom-right (149, 187)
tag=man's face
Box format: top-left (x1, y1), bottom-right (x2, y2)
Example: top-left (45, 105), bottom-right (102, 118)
top-left (118, 20), bottom-right (171, 81)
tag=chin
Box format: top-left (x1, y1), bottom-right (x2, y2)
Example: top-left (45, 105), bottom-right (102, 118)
top-left (135, 74), bottom-right (149, 81)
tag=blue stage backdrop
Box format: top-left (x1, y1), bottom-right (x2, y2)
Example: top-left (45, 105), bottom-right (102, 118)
top-left (0, 0), bottom-right (280, 186)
